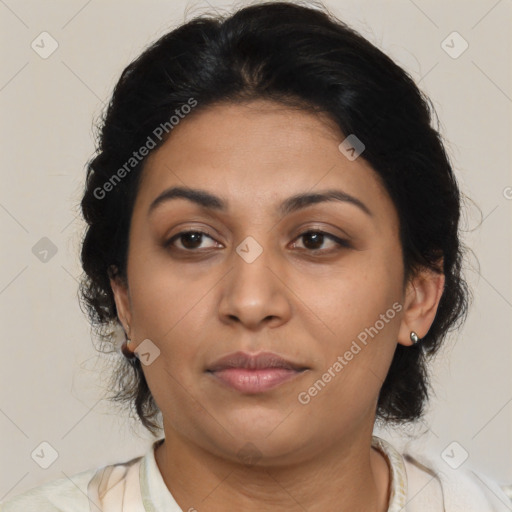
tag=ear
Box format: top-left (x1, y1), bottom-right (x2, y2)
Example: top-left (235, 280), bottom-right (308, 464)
top-left (109, 266), bottom-right (133, 336)
top-left (397, 265), bottom-right (445, 347)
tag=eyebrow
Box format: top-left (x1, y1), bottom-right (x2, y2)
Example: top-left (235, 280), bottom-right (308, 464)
top-left (148, 186), bottom-right (372, 218)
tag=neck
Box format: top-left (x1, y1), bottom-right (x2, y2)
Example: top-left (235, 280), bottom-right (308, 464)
top-left (154, 430), bottom-right (390, 512)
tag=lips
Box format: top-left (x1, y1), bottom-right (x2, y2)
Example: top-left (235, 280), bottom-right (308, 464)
top-left (206, 351), bottom-right (309, 393)
top-left (207, 351), bottom-right (307, 372)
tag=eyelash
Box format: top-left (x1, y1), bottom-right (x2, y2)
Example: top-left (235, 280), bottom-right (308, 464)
top-left (165, 229), bottom-right (351, 255)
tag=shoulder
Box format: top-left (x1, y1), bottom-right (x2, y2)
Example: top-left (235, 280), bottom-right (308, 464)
top-left (0, 466), bottom-right (98, 512)
top-left (0, 454), bottom-right (144, 512)
top-left (402, 449), bottom-right (512, 512)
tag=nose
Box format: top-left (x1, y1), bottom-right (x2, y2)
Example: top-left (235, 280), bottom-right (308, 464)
top-left (217, 242), bottom-right (292, 331)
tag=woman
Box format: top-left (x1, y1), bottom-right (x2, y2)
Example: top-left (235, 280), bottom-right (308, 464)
top-left (2, 1), bottom-right (510, 511)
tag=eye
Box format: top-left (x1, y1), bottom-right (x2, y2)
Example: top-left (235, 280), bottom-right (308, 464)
top-left (165, 229), bottom-right (351, 254)
top-left (291, 230), bottom-right (351, 253)
top-left (165, 230), bottom-right (219, 251)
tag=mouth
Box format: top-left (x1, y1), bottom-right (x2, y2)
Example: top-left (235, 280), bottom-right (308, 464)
top-left (206, 351), bottom-right (309, 394)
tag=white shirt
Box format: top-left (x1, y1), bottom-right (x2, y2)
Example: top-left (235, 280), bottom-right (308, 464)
top-left (1, 436), bottom-right (510, 511)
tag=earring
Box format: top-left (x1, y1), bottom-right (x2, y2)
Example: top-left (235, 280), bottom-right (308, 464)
top-left (121, 338), bottom-right (136, 359)
top-left (410, 331), bottom-right (420, 344)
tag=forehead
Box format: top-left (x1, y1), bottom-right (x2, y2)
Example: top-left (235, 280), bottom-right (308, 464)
top-left (134, 100), bottom-right (395, 223)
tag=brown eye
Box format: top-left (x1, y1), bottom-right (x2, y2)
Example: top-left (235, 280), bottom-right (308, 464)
top-left (165, 229), bottom-right (350, 254)
top-left (165, 230), bottom-right (218, 251)
top-left (293, 230), bottom-right (351, 252)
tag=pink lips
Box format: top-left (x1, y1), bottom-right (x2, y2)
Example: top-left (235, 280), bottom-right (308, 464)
top-left (206, 351), bottom-right (308, 394)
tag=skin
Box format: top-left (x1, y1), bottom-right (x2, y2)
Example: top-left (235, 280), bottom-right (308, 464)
top-left (110, 99), bottom-right (445, 511)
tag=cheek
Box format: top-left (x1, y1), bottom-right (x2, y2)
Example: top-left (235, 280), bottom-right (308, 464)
top-left (125, 276), bottom-right (209, 395)
top-left (300, 252), bottom-right (402, 339)
top-left (128, 252), bottom-right (208, 336)
top-left (295, 254), bottom-right (403, 404)
top-left (130, 266), bottom-right (209, 418)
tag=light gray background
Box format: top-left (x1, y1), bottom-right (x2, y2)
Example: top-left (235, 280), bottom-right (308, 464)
top-left (1, 0), bottom-right (511, 500)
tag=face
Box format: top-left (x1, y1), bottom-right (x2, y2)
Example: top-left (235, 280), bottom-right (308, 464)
top-left (111, 100), bottom-right (439, 465)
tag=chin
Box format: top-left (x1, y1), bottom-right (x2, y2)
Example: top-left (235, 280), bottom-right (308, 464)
top-left (202, 411), bottom-right (312, 464)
